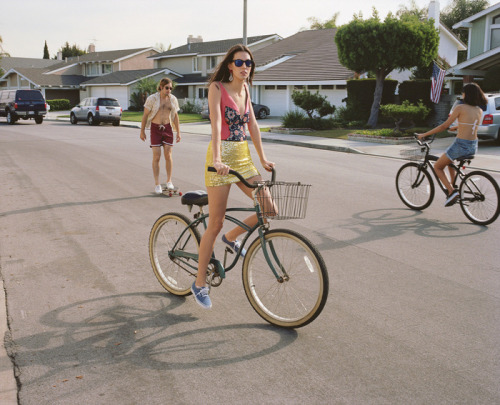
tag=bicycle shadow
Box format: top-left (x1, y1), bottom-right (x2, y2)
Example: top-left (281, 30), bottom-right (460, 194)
top-left (12, 292), bottom-right (297, 384)
top-left (313, 208), bottom-right (487, 251)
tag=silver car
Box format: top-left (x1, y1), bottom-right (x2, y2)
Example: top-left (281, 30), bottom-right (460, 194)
top-left (70, 97), bottom-right (122, 126)
top-left (449, 93), bottom-right (500, 143)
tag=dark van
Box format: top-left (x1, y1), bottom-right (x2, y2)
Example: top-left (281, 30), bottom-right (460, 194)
top-left (0, 89), bottom-right (47, 124)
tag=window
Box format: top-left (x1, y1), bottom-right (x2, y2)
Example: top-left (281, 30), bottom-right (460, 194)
top-left (495, 97), bottom-right (500, 111)
top-left (276, 85), bottom-right (287, 90)
top-left (336, 85), bottom-right (347, 90)
top-left (308, 85), bottom-right (319, 90)
top-left (491, 14), bottom-right (500, 49)
top-left (88, 63), bottom-right (99, 76)
top-left (321, 85), bottom-right (334, 90)
top-left (102, 64), bottom-right (112, 74)
top-left (198, 88), bottom-right (208, 98)
top-left (208, 56), bottom-right (218, 70)
top-left (294, 85), bottom-right (304, 90)
top-left (264, 85), bottom-right (275, 90)
top-left (192, 57), bottom-right (201, 72)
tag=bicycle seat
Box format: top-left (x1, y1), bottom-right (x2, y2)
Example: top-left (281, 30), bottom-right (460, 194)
top-left (181, 190), bottom-right (208, 207)
top-left (457, 154), bottom-right (475, 161)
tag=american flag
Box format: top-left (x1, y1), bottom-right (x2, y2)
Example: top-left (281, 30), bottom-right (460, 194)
top-left (430, 62), bottom-right (446, 104)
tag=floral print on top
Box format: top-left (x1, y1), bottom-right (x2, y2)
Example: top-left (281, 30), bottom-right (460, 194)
top-left (218, 82), bottom-right (250, 142)
top-left (225, 106), bottom-right (249, 141)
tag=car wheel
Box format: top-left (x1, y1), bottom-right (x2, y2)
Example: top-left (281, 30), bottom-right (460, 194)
top-left (6, 110), bottom-right (16, 125)
top-left (70, 113), bottom-right (78, 125)
top-left (257, 109), bottom-right (267, 119)
top-left (88, 114), bottom-right (98, 126)
top-left (112, 120), bottom-right (120, 127)
top-left (35, 116), bottom-right (43, 124)
top-left (496, 129), bottom-right (500, 145)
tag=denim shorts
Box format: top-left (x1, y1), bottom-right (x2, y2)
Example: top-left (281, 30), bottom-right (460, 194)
top-left (445, 138), bottom-right (478, 161)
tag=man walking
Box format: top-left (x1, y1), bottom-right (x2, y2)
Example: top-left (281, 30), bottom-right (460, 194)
top-left (140, 78), bottom-right (181, 193)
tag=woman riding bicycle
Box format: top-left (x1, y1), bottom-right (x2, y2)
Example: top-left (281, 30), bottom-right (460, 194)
top-left (417, 82), bottom-right (487, 207)
top-left (191, 44), bottom-right (275, 309)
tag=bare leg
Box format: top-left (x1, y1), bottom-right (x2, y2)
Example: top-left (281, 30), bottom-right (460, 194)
top-left (448, 165), bottom-right (457, 188)
top-left (163, 145), bottom-right (173, 183)
top-left (434, 154), bottom-right (454, 194)
top-left (195, 184), bottom-right (231, 287)
top-left (152, 146), bottom-right (162, 185)
top-left (224, 175), bottom-right (263, 242)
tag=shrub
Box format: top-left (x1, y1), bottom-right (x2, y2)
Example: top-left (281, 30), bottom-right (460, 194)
top-left (180, 100), bottom-right (202, 114)
top-left (47, 99), bottom-right (71, 111)
top-left (291, 89), bottom-right (336, 118)
top-left (380, 100), bottom-right (431, 132)
top-left (281, 110), bottom-right (308, 128)
top-left (398, 80), bottom-right (433, 109)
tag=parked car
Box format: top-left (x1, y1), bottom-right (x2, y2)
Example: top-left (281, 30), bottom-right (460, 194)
top-left (201, 102), bottom-right (271, 120)
top-left (70, 97), bottom-right (122, 126)
top-left (448, 93), bottom-right (500, 143)
top-left (0, 89), bottom-right (47, 124)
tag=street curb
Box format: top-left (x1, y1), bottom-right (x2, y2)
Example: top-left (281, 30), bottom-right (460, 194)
top-left (260, 137), bottom-right (364, 154)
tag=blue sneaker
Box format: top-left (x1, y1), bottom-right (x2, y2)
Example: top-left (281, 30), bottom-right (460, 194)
top-left (191, 282), bottom-right (212, 309)
top-left (222, 234), bottom-right (246, 257)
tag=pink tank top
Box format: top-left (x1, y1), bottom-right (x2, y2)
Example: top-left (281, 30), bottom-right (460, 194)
top-left (219, 82), bottom-right (250, 141)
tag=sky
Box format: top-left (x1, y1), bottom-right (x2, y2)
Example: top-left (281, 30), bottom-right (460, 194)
top-left (1, 0), bottom-right (453, 58)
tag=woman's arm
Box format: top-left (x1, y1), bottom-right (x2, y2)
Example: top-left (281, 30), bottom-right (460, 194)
top-left (208, 82), bottom-right (228, 174)
top-left (417, 105), bottom-right (461, 140)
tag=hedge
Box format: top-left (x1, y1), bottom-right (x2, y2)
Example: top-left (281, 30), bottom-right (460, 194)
top-left (346, 79), bottom-right (398, 121)
top-left (47, 99), bottom-right (71, 111)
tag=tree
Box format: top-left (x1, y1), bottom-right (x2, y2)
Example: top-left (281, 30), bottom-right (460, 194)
top-left (335, 11), bottom-right (439, 127)
top-left (291, 89), bottom-right (336, 118)
top-left (55, 42), bottom-right (86, 59)
top-left (441, 0), bottom-right (489, 44)
top-left (43, 40), bottom-right (50, 59)
top-left (307, 13), bottom-right (339, 29)
top-left (396, 0), bottom-right (427, 20)
top-left (0, 35), bottom-right (9, 75)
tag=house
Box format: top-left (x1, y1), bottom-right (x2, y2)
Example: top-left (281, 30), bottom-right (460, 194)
top-left (150, 34), bottom-right (281, 103)
top-left (0, 46), bottom-right (159, 107)
top-left (447, 1), bottom-right (500, 83)
top-left (252, 29), bottom-right (354, 116)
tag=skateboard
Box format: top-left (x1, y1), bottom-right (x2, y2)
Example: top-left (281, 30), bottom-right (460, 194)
top-left (161, 184), bottom-right (182, 197)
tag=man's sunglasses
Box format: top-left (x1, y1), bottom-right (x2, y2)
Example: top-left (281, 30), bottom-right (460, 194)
top-left (163, 86), bottom-right (173, 90)
top-left (233, 59), bottom-right (254, 67)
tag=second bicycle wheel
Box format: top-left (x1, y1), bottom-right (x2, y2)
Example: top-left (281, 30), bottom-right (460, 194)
top-left (242, 229), bottom-right (328, 328)
top-left (459, 171), bottom-right (500, 225)
top-left (149, 213), bottom-right (201, 295)
top-left (396, 162), bottom-right (435, 210)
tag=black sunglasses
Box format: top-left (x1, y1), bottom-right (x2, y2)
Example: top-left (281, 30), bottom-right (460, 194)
top-left (233, 59), bottom-right (253, 67)
top-left (163, 86), bottom-right (173, 90)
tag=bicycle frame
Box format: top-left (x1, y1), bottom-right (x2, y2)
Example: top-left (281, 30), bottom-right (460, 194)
top-left (169, 201), bottom-right (287, 282)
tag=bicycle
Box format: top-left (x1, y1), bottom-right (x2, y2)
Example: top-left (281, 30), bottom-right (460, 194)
top-left (148, 167), bottom-right (329, 328)
top-left (396, 135), bottom-right (500, 225)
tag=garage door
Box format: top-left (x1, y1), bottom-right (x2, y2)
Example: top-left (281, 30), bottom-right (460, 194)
top-left (261, 87), bottom-right (291, 116)
top-left (89, 87), bottom-right (128, 110)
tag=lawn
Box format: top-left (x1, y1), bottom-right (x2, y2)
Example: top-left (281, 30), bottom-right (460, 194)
top-left (121, 111), bottom-right (206, 123)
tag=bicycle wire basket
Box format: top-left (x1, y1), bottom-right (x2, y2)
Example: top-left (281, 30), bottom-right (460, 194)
top-left (253, 181), bottom-right (311, 220)
top-left (400, 146), bottom-right (426, 161)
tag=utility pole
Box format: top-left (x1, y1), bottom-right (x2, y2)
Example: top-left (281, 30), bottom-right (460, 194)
top-left (243, 0), bottom-right (247, 46)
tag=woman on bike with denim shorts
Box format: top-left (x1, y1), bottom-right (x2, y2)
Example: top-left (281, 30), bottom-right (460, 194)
top-left (417, 82), bottom-right (487, 207)
top-left (191, 44), bottom-right (275, 309)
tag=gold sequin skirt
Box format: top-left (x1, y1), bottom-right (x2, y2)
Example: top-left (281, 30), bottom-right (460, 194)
top-left (205, 140), bottom-right (260, 187)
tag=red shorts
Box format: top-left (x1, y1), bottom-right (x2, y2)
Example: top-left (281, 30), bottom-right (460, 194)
top-left (150, 123), bottom-right (173, 147)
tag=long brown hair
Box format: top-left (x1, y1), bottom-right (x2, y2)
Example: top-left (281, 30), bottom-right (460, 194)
top-left (463, 82), bottom-right (487, 107)
top-left (208, 44), bottom-right (255, 86)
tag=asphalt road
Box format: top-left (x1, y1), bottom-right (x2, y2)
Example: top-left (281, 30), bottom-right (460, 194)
top-left (1, 121), bottom-right (499, 404)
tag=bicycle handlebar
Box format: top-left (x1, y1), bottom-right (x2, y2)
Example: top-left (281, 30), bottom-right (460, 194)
top-left (414, 133), bottom-right (435, 147)
top-left (207, 166), bottom-right (276, 188)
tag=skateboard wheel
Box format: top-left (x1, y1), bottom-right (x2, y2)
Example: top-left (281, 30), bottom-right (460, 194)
top-left (179, 191), bottom-right (182, 196)
top-left (169, 193), bottom-right (172, 197)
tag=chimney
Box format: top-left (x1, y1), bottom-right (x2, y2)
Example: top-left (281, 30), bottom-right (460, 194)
top-left (428, 0), bottom-right (440, 29)
top-left (88, 43), bottom-right (96, 53)
top-left (57, 51), bottom-right (62, 61)
top-left (187, 35), bottom-right (203, 44)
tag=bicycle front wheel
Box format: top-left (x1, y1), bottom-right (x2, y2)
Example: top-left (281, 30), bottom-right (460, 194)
top-left (396, 162), bottom-right (435, 210)
top-left (459, 171), bottom-right (500, 225)
top-left (149, 213), bottom-right (201, 295)
top-left (242, 229), bottom-right (328, 328)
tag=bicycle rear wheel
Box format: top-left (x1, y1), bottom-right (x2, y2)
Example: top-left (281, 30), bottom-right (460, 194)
top-left (396, 162), bottom-right (435, 210)
top-left (149, 213), bottom-right (201, 295)
top-left (242, 229), bottom-right (328, 328)
top-left (459, 171), bottom-right (500, 225)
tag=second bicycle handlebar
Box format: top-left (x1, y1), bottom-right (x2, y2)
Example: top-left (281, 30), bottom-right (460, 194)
top-left (207, 166), bottom-right (276, 188)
